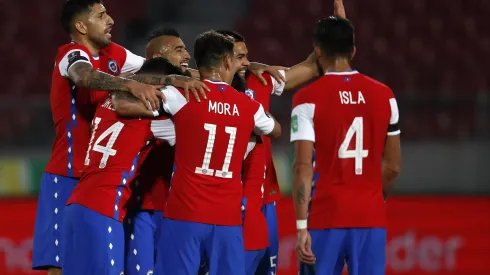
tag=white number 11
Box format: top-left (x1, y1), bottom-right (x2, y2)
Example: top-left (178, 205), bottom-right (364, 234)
top-left (195, 123), bottom-right (237, 178)
top-left (338, 117), bottom-right (369, 175)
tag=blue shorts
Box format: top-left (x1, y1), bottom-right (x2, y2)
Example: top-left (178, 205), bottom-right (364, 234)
top-left (198, 249), bottom-right (266, 275)
top-left (61, 204), bottom-right (125, 275)
top-left (32, 172), bottom-right (78, 270)
top-left (255, 202), bottom-right (278, 275)
top-left (124, 210), bottom-right (164, 275)
top-left (155, 218), bottom-right (245, 275)
top-left (299, 228), bottom-right (386, 275)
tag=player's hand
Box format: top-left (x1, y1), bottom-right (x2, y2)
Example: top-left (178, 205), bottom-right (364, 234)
top-left (126, 81), bottom-right (163, 111)
top-left (248, 62), bottom-right (289, 85)
top-left (334, 0), bottom-right (347, 19)
top-left (296, 229), bottom-right (316, 264)
top-left (169, 75), bottom-right (210, 102)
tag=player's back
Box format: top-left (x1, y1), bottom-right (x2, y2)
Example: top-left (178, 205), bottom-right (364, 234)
top-left (292, 71), bottom-right (396, 229)
top-left (68, 97), bottom-right (172, 221)
top-left (164, 80), bottom-right (261, 226)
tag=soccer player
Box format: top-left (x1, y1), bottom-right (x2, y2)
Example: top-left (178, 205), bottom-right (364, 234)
top-left (154, 31), bottom-right (281, 275)
top-left (121, 58), bottom-right (185, 275)
top-left (215, 29), bottom-right (319, 275)
top-left (145, 28), bottom-right (192, 76)
top-left (290, 16), bottom-right (401, 275)
top-left (32, 1), bottom-right (208, 274)
top-left (60, 63), bottom-right (180, 274)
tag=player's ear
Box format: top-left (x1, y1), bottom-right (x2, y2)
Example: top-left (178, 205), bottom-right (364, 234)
top-left (74, 20), bottom-right (88, 35)
top-left (224, 54), bottom-right (232, 71)
top-left (350, 46), bottom-right (356, 60)
top-left (314, 46), bottom-right (322, 59)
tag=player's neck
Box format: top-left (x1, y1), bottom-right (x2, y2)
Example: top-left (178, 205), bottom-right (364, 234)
top-left (199, 68), bottom-right (232, 84)
top-left (320, 58), bottom-right (352, 74)
top-left (71, 36), bottom-right (100, 56)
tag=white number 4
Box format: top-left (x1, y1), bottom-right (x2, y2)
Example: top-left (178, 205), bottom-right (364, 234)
top-left (338, 117), bottom-right (368, 175)
top-left (84, 117), bottom-right (124, 168)
top-left (195, 123), bottom-right (237, 178)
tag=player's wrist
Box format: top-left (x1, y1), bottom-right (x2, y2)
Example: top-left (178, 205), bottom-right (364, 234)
top-left (296, 219), bottom-right (308, 230)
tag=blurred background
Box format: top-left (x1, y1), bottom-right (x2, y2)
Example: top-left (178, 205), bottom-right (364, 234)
top-left (0, 0), bottom-right (489, 274)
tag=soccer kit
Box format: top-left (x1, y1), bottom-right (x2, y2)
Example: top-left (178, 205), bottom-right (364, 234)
top-left (244, 72), bottom-right (285, 274)
top-left (124, 140), bottom-right (175, 275)
top-left (154, 81), bottom-right (276, 275)
top-left (32, 42), bottom-right (143, 270)
top-left (61, 96), bottom-right (175, 275)
top-left (242, 137), bottom-right (270, 275)
top-left (290, 71), bottom-right (401, 275)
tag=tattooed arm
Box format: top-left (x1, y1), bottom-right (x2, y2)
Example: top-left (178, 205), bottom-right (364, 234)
top-left (292, 140), bottom-right (314, 222)
top-left (68, 62), bottom-right (163, 110)
top-left (111, 92), bottom-right (157, 118)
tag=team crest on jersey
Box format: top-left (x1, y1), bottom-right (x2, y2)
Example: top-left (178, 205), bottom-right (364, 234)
top-left (245, 89), bottom-right (255, 99)
top-left (108, 59), bottom-right (119, 74)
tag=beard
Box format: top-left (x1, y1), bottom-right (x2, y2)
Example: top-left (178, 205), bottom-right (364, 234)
top-left (231, 72), bottom-right (247, 92)
top-left (89, 34), bottom-right (111, 49)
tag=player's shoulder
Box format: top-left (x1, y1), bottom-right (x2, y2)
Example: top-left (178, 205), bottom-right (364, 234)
top-left (356, 73), bottom-right (395, 99)
top-left (246, 73), bottom-right (273, 91)
top-left (57, 42), bottom-right (90, 58)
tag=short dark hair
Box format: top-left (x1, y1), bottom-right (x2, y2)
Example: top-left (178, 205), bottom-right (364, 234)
top-left (138, 57), bottom-right (183, 76)
top-left (149, 28), bottom-right (180, 41)
top-left (194, 31), bottom-right (235, 69)
top-left (61, 0), bottom-right (103, 33)
top-left (313, 16), bottom-right (354, 58)
top-left (215, 30), bottom-right (245, 42)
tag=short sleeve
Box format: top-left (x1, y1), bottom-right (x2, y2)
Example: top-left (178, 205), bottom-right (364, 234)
top-left (290, 103), bottom-right (315, 142)
top-left (150, 118), bottom-right (176, 146)
top-left (270, 70), bottom-right (286, 96)
top-left (388, 98), bottom-right (400, 136)
top-left (244, 136), bottom-right (257, 160)
top-left (58, 48), bottom-right (92, 77)
top-left (121, 48), bottom-right (145, 74)
top-left (253, 104), bottom-right (275, 136)
top-left (160, 86), bottom-right (188, 115)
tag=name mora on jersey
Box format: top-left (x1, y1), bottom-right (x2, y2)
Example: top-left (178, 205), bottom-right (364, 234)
top-left (208, 100), bottom-right (240, 116)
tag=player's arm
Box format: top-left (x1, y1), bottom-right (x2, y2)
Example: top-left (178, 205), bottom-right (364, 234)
top-left (290, 101), bottom-right (315, 228)
top-left (253, 104), bottom-right (281, 138)
top-left (382, 98), bottom-right (402, 200)
top-left (110, 92), bottom-right (158, 118)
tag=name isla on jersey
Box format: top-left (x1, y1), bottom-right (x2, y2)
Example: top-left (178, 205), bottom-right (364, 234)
top-left (339, 91), bottom-right (365, 105)
top-left (208, 100), bottom-right (240, 116)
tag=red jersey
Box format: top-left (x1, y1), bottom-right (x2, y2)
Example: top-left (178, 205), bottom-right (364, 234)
top-left (131, 140), bottom-right (174, 212)
top-left (161, 81), bottom-right (276, 226)
top-left (290, 71), bottom-right (401, 229)
top-left (242, 137), bottom-right (269, 250)
top-left (245, 72), bottom-right (285, 204)
top-left (67, 97), bottom-right (175, 222)
top-left (45, 42), bottom-right (144, 178)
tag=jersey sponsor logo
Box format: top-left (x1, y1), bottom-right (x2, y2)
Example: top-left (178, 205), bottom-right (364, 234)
top-left (147, 270), bottom-right (153, 275)
top-left (245, 89), bottom-right (256, 99)
top-left (291, 115), bottom-right (298, 133)
top-left (108, 59), bottom-right (119, 74)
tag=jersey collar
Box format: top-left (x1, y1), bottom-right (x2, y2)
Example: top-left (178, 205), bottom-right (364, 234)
top-left (324, 70), bottom-right (359, 75)
top-left (204, 79), bottom-right (230, 86)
